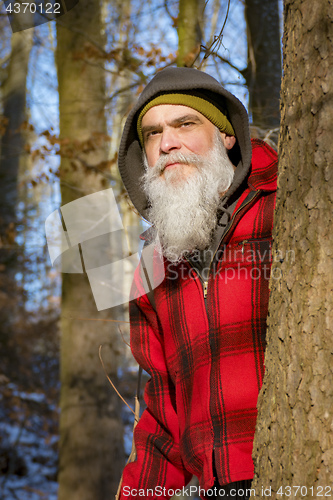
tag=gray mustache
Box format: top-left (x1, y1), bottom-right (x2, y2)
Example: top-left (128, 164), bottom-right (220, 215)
top-left (154, 152), bottom-right (202, 174)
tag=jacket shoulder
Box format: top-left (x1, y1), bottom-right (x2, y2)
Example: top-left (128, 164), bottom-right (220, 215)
top-left (249, 138), bottom-right (278, 192)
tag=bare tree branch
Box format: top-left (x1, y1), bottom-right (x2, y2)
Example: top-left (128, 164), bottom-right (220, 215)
top-left (211, 52), bottom-right (246, 77)
top-left (198, 0), bottom-right (231, 67)
top-left (164, 0), bottom-right (177, 25)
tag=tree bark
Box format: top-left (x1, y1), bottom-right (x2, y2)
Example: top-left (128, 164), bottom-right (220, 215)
top-left (252, 0), bottom-right (333, 496)
top-left (244, 0), bottom-right (281, 128)
top-left (177, 0), bottom-right (205, 67)
top-left (56, 2), bottom-right (124, 499)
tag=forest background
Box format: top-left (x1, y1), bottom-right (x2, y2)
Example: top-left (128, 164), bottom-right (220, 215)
top-left (0, 0), bottom-right (331, 499)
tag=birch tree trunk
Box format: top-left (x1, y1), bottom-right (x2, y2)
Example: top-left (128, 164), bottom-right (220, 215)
top-left (252, 1), bottom-right (333, 496)
top-left (56, 2), bottom-right (124, 499)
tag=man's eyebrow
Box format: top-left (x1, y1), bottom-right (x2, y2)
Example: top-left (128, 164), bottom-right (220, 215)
top-left (170, 114), bottom-right (203, 126)
top-left (142, 114), bottom-right (203, 136)
top-left (141, 124), bottom-right (161, 136)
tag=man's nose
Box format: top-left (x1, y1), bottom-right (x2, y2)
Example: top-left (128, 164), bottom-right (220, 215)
top-left (159, 128), bottom-right (181, 154)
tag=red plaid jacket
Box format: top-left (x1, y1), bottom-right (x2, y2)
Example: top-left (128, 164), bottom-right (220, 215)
top-left (121, 139), bottom-right (278, 498)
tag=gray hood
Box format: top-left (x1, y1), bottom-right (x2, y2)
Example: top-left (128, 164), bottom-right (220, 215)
top-left (118, 67), bottom-right (252, 221)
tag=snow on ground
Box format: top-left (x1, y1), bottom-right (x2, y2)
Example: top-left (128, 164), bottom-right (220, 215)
top-left (0, 383), bottom-right (58, 500)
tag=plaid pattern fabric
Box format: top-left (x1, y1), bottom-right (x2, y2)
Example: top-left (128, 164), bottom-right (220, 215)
top-left (121, 139), bottom-right (277, 499)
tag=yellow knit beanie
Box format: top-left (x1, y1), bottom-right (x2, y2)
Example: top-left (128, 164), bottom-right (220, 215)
top-left (137, 93), bottom-right (235, 145)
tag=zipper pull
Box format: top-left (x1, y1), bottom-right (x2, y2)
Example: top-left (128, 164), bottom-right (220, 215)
top-left (203, 281), bottom-right (208, 298)
top-left (241, 239), bottom-right (248, 254)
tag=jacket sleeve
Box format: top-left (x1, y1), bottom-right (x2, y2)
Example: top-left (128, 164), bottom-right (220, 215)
top-left (120, 267), bottom-right (192, 500)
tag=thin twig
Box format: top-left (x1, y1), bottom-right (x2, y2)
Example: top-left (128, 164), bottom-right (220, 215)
top-left (99, 345), bottom-right (135, 416)
top-left (118, 325), bottom-right (130, 348)
top-left (63, 315), bottom-right (129, 324)
top-left (106, 80), bottom-right (144, 104)
top-left (211, 52), bottom-right (244, 75)
top-left (164, 0), bottom-right (176, 23)
top-left (264, 128), bottom-right (279, 140)
top-left (198, 0), bottom-right (231, 67)
top-left (8, 487), bottom-right (20, 500)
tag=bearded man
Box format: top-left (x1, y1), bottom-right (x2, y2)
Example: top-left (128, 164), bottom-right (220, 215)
top-left (117, 67), bottom-right (278, 500)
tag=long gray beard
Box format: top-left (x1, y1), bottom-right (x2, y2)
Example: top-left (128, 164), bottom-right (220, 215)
top-left (141, 131), bottom-right (235, 263)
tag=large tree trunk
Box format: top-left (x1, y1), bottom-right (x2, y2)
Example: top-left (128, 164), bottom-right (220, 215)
top-left (56, 2), bottom-right (124, 499)
top-left (177, 0), bottom-right (205, 67)
top-left (252, 0), bottom-right (333, 496)
top-left (244, 0), bottom-right (281, 128)
top-left (0, 28), bottom-right (33, 340)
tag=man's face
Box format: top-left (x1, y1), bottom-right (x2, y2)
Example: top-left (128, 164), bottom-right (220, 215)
top-left (141, 104), bottom-right (237, 263)
top-left (141, 104), bottom-right (234, 181)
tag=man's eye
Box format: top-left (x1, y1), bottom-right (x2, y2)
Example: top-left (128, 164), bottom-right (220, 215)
top-left (146, 130), bottom-right (160, 139)
top-left (181, 121), bottom-right (194, 127)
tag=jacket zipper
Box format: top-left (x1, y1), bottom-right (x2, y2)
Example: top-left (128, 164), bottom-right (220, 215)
top-left (194, 191), bottom-right (261, 300)
top-left (203, 280), bottom-right (209, 299)
top-left (184, 190), bottom-right (262, 464)
top-left (211, 190), bottom-right (261, 456)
